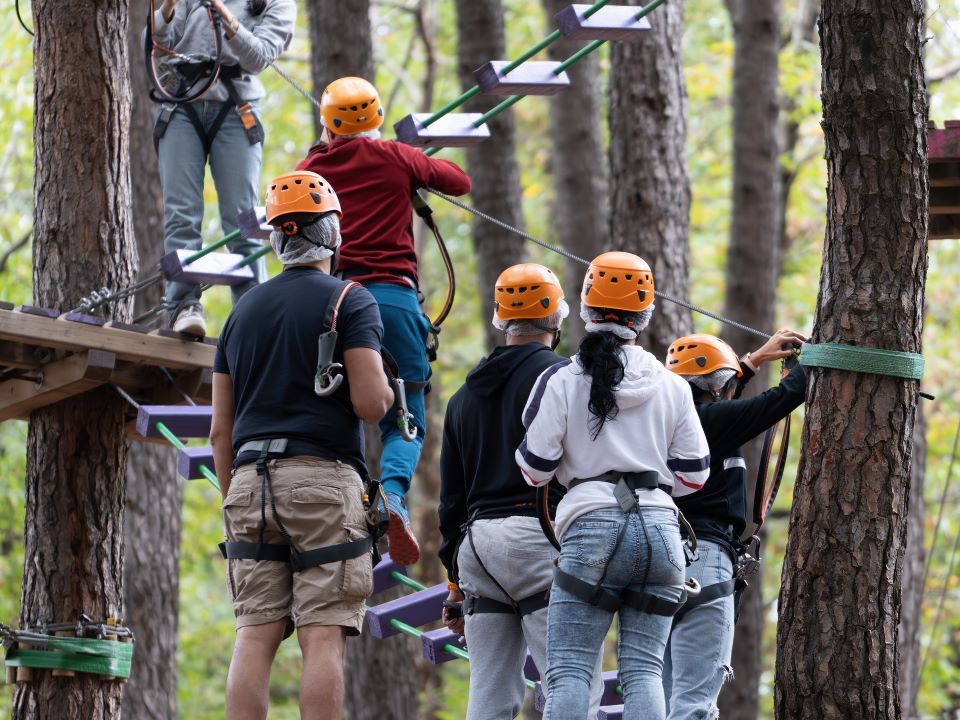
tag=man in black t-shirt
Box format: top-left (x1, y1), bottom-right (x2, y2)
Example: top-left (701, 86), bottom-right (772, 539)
top-left (210, 170), bottom-right (394, 720)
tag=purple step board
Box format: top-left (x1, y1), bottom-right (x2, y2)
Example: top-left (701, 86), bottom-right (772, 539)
top-left (535, 671), bottom-right (620, 712)
top-left (160, 249), bottom-right (256, 287)
top-left (474, 60), bottom-right (570, 96)
top-left (597, 707), bottom-right (623, 720)
top-left (365, 583), bottom-right (447, 639)
top-left (394, 113), bottom-right (491, 148)
top-left (421, 628), bottom-right (467, 664)
top-left (555, 4), bottom-right (652, 41)
top-left (372, 553), bottom-right (410, 597)
top-left (136, 405), bottom-right (212, 439)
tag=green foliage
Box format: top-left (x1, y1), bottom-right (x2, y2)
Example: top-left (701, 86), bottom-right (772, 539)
top-left (1, 0), bottom-right (960, 716)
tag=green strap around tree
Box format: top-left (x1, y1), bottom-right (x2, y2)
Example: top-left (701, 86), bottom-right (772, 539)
top-left (4, 636), bottom-right (134, 678)
top-left (799, 343), bottom-right (924, 380)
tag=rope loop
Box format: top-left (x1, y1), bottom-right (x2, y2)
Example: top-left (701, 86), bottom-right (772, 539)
top-left (799, 342), bottom-right (924, 380)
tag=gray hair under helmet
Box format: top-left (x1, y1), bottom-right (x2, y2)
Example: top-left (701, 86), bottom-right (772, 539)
top-left (269, 212), bottom-right (341, 266)
top-left (579, 302), bottom-right (654, 340)
top-left (492, 298), bottom-right (570, 336)
top-left (684, 367), bottom-right (739, 394)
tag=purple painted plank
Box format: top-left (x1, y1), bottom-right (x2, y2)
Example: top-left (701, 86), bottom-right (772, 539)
top-left (160, 249), bottom-right (256, 287)
top-left (394, 113), bottom-right (491, 148)
top-left (62, 312), bottom-right (104, 326)
top-left (17, 305), bottom-right (59, 318)
top-left (555, 4), bottom-right (652, 42)
top-left (535, 682), bottom-right (546, 712)
top-left (524, 651), bottom-right (540, 680)
top-left (237, 206), bottom-right (273, 241)
top-left (421, 627), bottom-right (466, 664)
top-left (104, 320), bottom-right (150, 334)
top-left (136, 404), bottom-right (212, 439)
top-left (372, 553), bottom-right (409, 597)
top-left (597, 706), bottom-right (623, 720)
top-left (0, 301), bottom-right (15, 311)
top-left (364, 583), bottom-right (447, 639)
top-left (178, 446), bottom-right (213, 480)
top-left (475, 60), bottom-right (571, 96)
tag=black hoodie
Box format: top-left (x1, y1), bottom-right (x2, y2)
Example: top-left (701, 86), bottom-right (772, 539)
top-left (438, 343), bottom-right (567, 579)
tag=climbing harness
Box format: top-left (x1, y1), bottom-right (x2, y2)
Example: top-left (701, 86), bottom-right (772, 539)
top-left (218, 438), bottom-right (390, 569)
top-left (2, 616), bottom-right (134, 681)
top-left (380, 349), bottom-right (422, 443)
top-left (673, 535), bottom-right (761, 625)
top-left (314, 281), bottom-right (359, 397)
top-left (144, 0), bottom-right (223, 104)
top-left (748, 359), bottom-right (796, 535)
top-left (546, 471), bottom-right (701, 617)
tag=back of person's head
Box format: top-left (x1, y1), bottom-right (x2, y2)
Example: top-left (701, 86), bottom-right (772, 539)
top-left (665, 333), bottom-right (742, 398)
top-left (492, 263), bottom-right (568, 340)
top-left (320, 77), bottom-right (384, 139)
top-left (265, 171), bottom-right (343, 266)
top-left (246, 0), bottom-right (267, 15)
top-left (578, 251), bottom-right (656, 438)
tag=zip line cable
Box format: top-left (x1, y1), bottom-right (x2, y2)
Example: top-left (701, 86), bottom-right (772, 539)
top-left (15, 0), bottom-right (33, 36)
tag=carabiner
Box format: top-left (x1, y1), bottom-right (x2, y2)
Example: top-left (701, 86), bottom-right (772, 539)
top-left (392, 378), bottom-right (418, 442)
top-left (315, 363), bottom-right (344, 397)
top-left (683, 577), bottom-right (702, 598)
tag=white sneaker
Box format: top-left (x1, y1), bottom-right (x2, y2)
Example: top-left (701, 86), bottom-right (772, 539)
top-left (172, 305), bottom-right (206, 338)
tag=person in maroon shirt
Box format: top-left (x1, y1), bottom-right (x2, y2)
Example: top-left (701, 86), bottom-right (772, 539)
top-left (297, 76), bottom-right (471, 564)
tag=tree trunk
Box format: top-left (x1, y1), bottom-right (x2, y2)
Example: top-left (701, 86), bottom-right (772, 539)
top-left (898, 407), bottom-right (925, 717)
top-left (306, 0), bottom-right (373, 140)
top-left (121, 5), bottom-right (184, 716)
top-left (774, 3), bottom-right (928, 718)
top-left (14, 1), bottom-right (136, 718)
top-left (717, 1), bottom-right (781, 718)
top-left (608, 0), bottom-right (691, 360)
top-left (541, 0), bottom-right (608, 346)
top-left (455, 0), bottom-right (527, 352)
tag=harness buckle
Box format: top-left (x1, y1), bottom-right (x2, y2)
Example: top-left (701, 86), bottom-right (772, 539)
top-left (392, 378), bottom-right (418, 442)
top-left (734, 535), bottom-right (762, 583)
top-left (613, 477), bottom-right (639, 513)
top-left (314, 330), bottom-right (344, 396)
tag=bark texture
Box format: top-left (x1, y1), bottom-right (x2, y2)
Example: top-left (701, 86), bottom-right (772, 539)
top-left (455, 0), bottom-right (527, 352)
top-left (717, 1), bottom-right (781, 717)
top-left (774, 3), bottom-right (928, 719)
top-left (608, 0), bottom-right (691, 360)
top-left (15, 1), bottom-right (136, 717)
top-left (306, 0), bottom-right (373, 140)
top-left (898, 408), bottom-right (925, 717)
top-left (542, 0), bottom-right (608, 345)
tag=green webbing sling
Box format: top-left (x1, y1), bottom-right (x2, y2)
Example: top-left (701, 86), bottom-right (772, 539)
top-left (4, 635), bottom-right (134, 679)
top-left (799, 343), bottom-right (924, 380)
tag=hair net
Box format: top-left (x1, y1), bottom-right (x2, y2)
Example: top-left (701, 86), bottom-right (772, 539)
top-left (269, 213), bottom-right (340, 266)
top-left (579, 302), bottom-right (654, 340)
top-left (492, 298), bottom-right (570, 336)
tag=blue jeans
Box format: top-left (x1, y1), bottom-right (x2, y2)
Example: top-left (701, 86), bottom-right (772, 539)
top-left (157, 100), bottom-right (266, 320)
top-left (543, 506), bottom-right (685, 720)
top-left (366, 284), bottom-right (431, 496)
top-left (663, 539), bottom-right (735, 720)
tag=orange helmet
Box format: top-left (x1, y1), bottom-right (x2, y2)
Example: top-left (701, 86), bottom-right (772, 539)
top-left (665, 334), bottom-right (743, 378)
top-left (265, 171), bottom-right (342, 228)
top-left (494, 264), bottom-right (565, 321)
top-left (580, 251), bottom-right (655, 312)
top-left (320, 77), bottom-right (384, 135)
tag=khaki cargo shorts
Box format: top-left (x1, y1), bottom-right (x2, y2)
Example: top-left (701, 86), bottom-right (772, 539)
top-left (222, 456), bottom-right (373, 634)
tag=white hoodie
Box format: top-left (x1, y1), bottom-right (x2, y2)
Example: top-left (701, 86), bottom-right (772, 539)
top-left (515, 344), bottom-right (710, 538)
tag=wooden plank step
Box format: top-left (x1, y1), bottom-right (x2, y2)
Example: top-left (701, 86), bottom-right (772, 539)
top-left (929, 213), bottom-right (960, 240)
top-left (394, 113), bottom-right (491, 148)
top-left (0, 307), bottom-right (215, 371)
top-left (930, 160), bottom-right (960, 187)
top-left (177, 446), bottom-right (212, 480)
top-left (160, 249), bottom-right (256, 287)
top-left (475, 60), bottom-right (571, 96)
top-left (365, 583), bottom-right (447, 639)
top-left (237, 207), bottom-right (273, 241)
top-left (421, 627), bottom-right (467, 664)
top-left (555, 4), bottom-right (652, 41)
top-left (136, 404), bottom-right (212, 439)
top-left (0, 350), bottom-right (116, 421)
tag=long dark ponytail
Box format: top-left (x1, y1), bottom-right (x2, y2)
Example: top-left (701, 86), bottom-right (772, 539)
top-left (577, 331), bottom-right (626, 440)
top-left (246, 0), bottom-right (267, 16)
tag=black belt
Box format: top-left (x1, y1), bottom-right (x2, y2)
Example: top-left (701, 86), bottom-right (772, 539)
top-left (569, 470), bottom-right (672, 496)
top-left (673, 578), bottom-right (738, 623)
top-left (463, 591), bottom-right (550, 617)
top-left (553, 567), bottom-right (687, 617)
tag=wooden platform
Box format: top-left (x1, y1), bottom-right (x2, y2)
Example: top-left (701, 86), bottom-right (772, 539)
top-left (929, 121), bottom-right (960, 239)
top-left (0, 303), bottom-right (214, 423)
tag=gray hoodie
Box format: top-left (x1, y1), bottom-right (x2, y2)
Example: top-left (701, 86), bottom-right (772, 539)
top-left (147, 0), bottom-right (296, 104)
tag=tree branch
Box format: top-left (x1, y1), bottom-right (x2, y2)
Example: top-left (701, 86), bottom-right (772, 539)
top-left (0, 230), bottom-right (31, 274)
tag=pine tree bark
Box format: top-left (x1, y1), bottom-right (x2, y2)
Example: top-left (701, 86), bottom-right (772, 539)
top-left (717, 1), bottom-right (781, 718)
top-left (608, 0), bottom-right (691, 360)
top-left (306, 0), bottom-right (373, 140)
top-left (541, 0), bottom-right (608, 345)
top-left (774, 3), bottom-right (928, 718)
top-left (14, 1), bottom-right (136, 718)
top-left (455, 0), bottom-right (527, 352)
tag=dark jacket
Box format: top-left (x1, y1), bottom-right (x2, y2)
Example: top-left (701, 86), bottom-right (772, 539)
top-left (438, 343), bottom-right (566, 579)
top-left (676, 360), bottom-right (807, 554)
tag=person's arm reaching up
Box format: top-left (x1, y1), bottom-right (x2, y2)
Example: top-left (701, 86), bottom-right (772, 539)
top-left (396, 143), bottom-right (472, 196)
top-left (212, 0), bottom-right (296, 73)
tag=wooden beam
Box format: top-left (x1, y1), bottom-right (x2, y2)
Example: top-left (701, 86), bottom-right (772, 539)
top-left (0, 308), bottom-right (215, 370)
top-left (0, 341), bottom-right (58, 370)
top-left (0, 350), bottom-right (116, 420)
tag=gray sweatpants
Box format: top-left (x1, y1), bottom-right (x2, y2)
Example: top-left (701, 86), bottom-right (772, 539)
top-left (457, 516), bottom-right (604, 720)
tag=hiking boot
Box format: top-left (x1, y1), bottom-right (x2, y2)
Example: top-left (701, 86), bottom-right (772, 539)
top-left (385, 492), bottom-right (420, 565)
top-left (173, 305), bottom-right (206, 338)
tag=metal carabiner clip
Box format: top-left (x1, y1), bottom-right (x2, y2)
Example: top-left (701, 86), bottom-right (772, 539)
top-left (392, 378), bottom-right (418, 442)
top-left (683, 577), bottom-right (702, 598)
top-left (314, 330), bottom-right (344, 397)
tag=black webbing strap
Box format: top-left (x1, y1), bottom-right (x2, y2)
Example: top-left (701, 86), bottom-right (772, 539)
top-left (672, 578), bottom-right (737, 624)
top-left (180, 101), bottom-right (233, 157)
top-left (219, 536), bottom-right (372, 572)
top-left (569, 470), bottom-right (671, 496)
top-left (380, 346), bottom-right (430, 394)
top-left (220, 66), bottom-right (264, 146)
top-left (463, 592), bottom-right (550, 617)
top-left (553, 567), bottom-right (687, 617)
